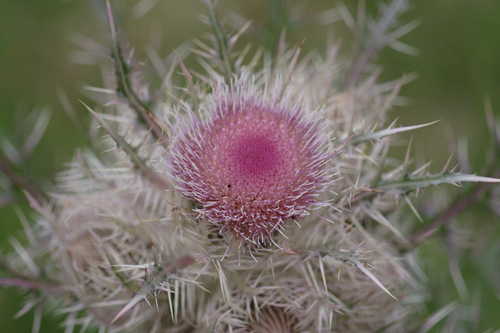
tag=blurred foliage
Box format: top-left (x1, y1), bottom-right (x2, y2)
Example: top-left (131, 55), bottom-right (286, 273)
top-left (0, 0), bottom-right (499, 332)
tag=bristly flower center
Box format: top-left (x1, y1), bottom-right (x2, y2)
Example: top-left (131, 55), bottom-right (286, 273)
top-left (232, 135), bottom-right (279, 178)
top-left (170, 98), bottom-right (328, 244)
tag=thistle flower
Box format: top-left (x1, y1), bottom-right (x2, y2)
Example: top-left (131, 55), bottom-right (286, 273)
top-left (169, 84), bottom-right (329, 244)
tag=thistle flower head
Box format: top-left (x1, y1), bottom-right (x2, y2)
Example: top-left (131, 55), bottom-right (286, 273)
top-left (170, 90), bottom-right (329, 244)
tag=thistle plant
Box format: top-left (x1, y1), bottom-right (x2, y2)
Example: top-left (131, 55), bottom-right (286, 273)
top-left (1, 1), bottom-right (500, 332)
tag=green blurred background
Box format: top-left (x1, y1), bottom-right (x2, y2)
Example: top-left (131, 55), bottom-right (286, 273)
top-left (0, 0), bottom-right (499, 331)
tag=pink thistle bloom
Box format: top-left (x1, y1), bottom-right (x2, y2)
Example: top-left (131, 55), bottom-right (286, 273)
top-left (170, 95), bottom-right (329, 244)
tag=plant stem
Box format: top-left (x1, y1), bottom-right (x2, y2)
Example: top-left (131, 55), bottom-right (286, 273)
top-left (103, 0), bottom-right (168, 148)
top-left (406, 170), bottom-right (499, 251)
top-left (0, 261), bottom-right (62, 294)
top-left (0, 155), bottom-right (47, 206)
top-left (0, 277), bottom-right (61, 293)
